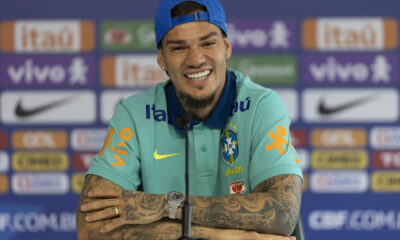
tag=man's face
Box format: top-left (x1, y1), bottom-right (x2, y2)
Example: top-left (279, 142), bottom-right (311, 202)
top-left (157, 21), bottom-right (232, 111)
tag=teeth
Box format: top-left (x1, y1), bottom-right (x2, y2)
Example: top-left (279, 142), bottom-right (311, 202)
top-left (186, 70), bottom-right (210, 81)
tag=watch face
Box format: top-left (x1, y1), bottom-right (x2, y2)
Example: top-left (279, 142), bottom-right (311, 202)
top-left (168, 191), bottom-right (183, 201)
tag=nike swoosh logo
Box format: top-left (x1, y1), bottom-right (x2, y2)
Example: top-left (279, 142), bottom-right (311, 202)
top-left (153, 149), bottom-right (179, 160)
top-left (15, 97), bottom-right (72, 118)
top-left (318, 94), bottom-right (376, 115)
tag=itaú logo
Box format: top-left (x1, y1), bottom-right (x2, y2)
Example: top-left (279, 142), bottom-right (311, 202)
top-left (302, 18), bottom-right (398, 51)
top-left (1, 20), bottom-right (94, 52)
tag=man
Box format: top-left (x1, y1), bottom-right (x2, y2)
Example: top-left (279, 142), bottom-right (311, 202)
top-left (77, 0), bottom-right (303, 239)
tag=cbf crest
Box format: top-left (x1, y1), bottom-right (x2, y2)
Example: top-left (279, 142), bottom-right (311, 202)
top-left (221, 129), bottom-right (239, 164)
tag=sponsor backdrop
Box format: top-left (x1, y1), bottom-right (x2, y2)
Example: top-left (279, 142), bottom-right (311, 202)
top-left (1, 0), bottom-right (400, 239)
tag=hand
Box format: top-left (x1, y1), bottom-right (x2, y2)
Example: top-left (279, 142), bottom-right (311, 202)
top-left (80, 188), bottom-right (168, 233)
top-left (210, 228), bottom-right (296, 240)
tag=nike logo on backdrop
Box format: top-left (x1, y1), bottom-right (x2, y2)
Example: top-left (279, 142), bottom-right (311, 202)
top-left (153, 149), bottom-right (179, 160)
top-left (318, 94), bottom-right (377, 115)
top-left (15, 97), bottom-right (72, 118)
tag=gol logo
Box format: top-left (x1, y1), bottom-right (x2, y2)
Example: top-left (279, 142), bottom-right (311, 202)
top-left (99, 127), bottom-right (134, 166)
top-left (12, 130), bottom-right (67, 149)
top-left (101, 55), bottom-right (168, 87)
top-left (302, 173), bottom-right (308, 192)
top-left (371, 171), bottom-right (400, 192)
top-left (1, 20), bottom-right (94, 52)
top-left (302, 18), bottom-right (397, 51)
top-left (230, 180), bottom-right (246, 194)
top-left (311, 128), bottom-right (366, 148)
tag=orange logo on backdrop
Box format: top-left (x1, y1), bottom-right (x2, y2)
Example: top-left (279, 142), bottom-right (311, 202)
top-left (0, 20), bottom-right (94, 52)
top-left (302, 173), bottom-right (308, 192)
top-left (0, 175), bottom-right (9, 194)
top-left (302, 18), bottom-right (398, 50)
top-left (12, 130), bottom-right (67, 149)
top-left (311, 128), bottom-right (367, 148)
top-left (101, 56), bottom-right (168, 87)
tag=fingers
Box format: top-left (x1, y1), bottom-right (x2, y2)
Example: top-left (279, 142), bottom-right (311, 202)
top-left (81, 198), bottom-right (121, 212)
top-left (84, 206), bottom-right (119, 223)
top-left (101, 217), bottom-right (125, 233)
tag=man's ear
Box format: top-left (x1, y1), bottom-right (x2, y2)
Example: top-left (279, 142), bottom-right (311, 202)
top-left (224, 38), bottom-right (232, 59)
top-left (157, 49), bottom-right (166, 70)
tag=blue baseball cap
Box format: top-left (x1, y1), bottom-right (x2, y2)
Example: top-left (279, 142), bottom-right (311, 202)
top-left (154, 0), bottom-right (228, 47)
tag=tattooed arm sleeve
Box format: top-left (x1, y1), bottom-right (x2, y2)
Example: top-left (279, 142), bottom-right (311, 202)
top-left (76, 174), bottom-right (211, 240)
top-left (187, 174), bottom-right (302, 236)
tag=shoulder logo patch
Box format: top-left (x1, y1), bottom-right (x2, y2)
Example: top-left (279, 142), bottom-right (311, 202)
top-left (265, 124), bottom-right (300, 163)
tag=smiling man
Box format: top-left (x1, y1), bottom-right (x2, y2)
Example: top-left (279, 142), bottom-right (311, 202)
top-left (76, 1), bottom-right (303, 239)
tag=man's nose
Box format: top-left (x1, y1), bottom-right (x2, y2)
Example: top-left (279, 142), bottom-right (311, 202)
top-left (186, 47), bottom-right (205, 68)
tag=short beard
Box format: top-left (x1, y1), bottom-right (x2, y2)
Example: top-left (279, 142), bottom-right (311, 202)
top-left (177, 90), bottom-right (216, 113)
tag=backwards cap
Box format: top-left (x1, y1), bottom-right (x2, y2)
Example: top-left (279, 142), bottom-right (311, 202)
top-left (154, 0), bottom-right (227, 47)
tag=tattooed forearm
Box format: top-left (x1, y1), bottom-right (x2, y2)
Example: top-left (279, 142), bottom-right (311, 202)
top-left (189, 174), bottom-right (302, 236)
top-left (121, 190), bottom-right (169, 223)
top-left (76, 174), bottom-right (210, 240)
top-left (77, 174), bottom-right (112, 240)
top-left (86, 220), bottom-right (178, 240)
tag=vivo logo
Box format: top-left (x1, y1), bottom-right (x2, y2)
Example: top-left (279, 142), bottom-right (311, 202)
top-left (227, 20), bottom-right (294, 50)
top-left (2, 56), bottom-right (94, 87)
top-left (304, 54), bottom-right (396, 85)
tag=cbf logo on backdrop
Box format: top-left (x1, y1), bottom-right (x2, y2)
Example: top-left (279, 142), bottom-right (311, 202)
top-left (221, 130), bottom-right (239, 164)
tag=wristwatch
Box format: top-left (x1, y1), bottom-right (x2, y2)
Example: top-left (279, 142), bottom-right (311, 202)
top-left (166, 191), bottom-right (184, 219)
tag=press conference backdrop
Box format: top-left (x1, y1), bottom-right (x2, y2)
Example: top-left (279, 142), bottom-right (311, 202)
top-left (1, 0), bottom-right (400, 239)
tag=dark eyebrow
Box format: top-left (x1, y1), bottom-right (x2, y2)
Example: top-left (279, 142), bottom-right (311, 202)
top-left (199, 31), bottom-right (219, 41)
top-left (165, 31), bottom-right (219, 46)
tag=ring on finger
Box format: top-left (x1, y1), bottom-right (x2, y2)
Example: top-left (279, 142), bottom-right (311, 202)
top-left (112, 206), bottom-right (119, 217)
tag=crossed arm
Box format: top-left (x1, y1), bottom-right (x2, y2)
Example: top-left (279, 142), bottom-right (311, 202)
top-left (76, 174), bottom-right (302, 240)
